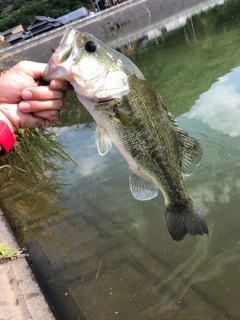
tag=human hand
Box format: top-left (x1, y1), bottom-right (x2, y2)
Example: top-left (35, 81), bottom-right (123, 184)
top-left (0, 61), bottom-right (72, 132)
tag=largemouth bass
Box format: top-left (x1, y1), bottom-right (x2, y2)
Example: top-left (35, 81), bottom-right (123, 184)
top-left (43, 27), bottom-right (209, 241)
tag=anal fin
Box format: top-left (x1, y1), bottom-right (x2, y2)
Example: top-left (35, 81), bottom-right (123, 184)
top-left (129, 171), bottom-right (158, 201)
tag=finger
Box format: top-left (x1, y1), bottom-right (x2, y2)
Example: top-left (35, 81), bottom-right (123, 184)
top-left (14, 61), bottom-right (47, 80)
top-left (22, 86), bottom-right (66, 101)
top-left (50, 79), bottom-right (73, 91)
top-left (33, 110), bottom-right (60, 124)
top-left (19, 99), bottom-right (64, 113)
top-left (0, 102), bottom-right (53, 130)
top-left (18, 114), bottom-right (51, 129)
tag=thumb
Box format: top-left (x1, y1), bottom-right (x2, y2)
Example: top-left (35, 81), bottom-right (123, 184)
top-left (14, 61), bottom-right (47, 80)
top-left (18, 114), bottom-right (51, 129)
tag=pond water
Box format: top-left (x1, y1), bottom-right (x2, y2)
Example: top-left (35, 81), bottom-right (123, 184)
top-left (2, 0), bottom-right (240, 319)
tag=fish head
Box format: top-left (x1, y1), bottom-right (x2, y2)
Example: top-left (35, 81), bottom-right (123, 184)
top-left (43, 27), bottom-right (139, 103)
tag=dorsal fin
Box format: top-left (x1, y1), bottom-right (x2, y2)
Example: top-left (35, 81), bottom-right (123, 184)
top-left (157, 93), bottom-right (202, 176)
top-left (157, 93), bottom-right (178, 127)
top-left (176, 128), bottom-right (203, 176)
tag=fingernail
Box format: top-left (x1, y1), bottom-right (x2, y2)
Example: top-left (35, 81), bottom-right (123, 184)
top-left (19, 101), bottom-right (31, 111)
top-left (51, 80), bottom-right (63, 90)
top-left (22, 90), bottom-right (33, 100)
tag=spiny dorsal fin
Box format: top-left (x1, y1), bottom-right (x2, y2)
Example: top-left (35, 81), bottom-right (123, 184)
top-left (157, 93), bottom-right (202, 176)
top-left (175, 128), bottom-right (203, 176)
top-left (157, 93), bottom-right (178, 127)
top-left (129, 171), bottom-right (158, 201)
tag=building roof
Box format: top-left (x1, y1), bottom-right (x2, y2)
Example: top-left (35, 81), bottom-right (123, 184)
top-left (58, 7), bottom-right (88, 24)
top-left (1, 25), bottom-right (23, 36)
top-left (27, 16), bottom-right (63, 31)
top-left (7, 31), bottom-right (23, 43)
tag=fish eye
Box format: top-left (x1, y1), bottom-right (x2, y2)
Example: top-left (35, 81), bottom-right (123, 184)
top-left (85, 41), bottom-right (97, 53)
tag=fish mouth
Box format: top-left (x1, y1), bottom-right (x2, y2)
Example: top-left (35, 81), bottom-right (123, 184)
top-left (43, 27), bottom-right (79, 82)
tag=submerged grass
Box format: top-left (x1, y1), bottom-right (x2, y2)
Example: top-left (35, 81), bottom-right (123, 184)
top-left (0, 127), bottom-right (74, 245)
top-left (14, 127), bottom-right (74, 169)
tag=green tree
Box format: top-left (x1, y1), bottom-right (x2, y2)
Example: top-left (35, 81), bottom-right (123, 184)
top-left (0, 0), bottom-right (91, 31)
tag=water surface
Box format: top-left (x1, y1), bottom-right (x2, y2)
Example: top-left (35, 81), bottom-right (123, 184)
top-left (1, 1), bottom-right (240, 319)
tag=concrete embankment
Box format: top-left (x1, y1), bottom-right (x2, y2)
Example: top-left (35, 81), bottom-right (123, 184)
top-left (1, 0), bottom-right (225, 65)
top-left (0, 210), bottom-right (54, 319)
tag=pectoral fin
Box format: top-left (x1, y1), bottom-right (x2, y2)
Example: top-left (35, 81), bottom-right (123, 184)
top-left (129, 171), bottom-right (158, 201)
top-left (175, 128), bottom-right (203, 176)
top-left (95, 126), bottom-right (113, 156)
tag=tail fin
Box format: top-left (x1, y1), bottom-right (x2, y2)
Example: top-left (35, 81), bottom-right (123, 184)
top-left (165, 198), bottom-right (209, 242)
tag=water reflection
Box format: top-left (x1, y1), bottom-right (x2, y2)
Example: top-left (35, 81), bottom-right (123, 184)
top-left (187, 66), bottom-right (240, 137)
top-left (100, 0), bottom-right (227, 50)
top-left (37, 64), bottom-right (240, 318)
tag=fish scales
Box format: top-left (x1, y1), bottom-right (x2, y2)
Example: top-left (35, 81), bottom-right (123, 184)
top-left (43, 27), bottom-right (209, 241)
top-left (97, 75), bottom-right (184, 201)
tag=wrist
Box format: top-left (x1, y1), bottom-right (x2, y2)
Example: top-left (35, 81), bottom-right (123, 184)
top-left (0, 120), bottom-right (15, 156)
top-left (0, 108), bottom-right (15, 132)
